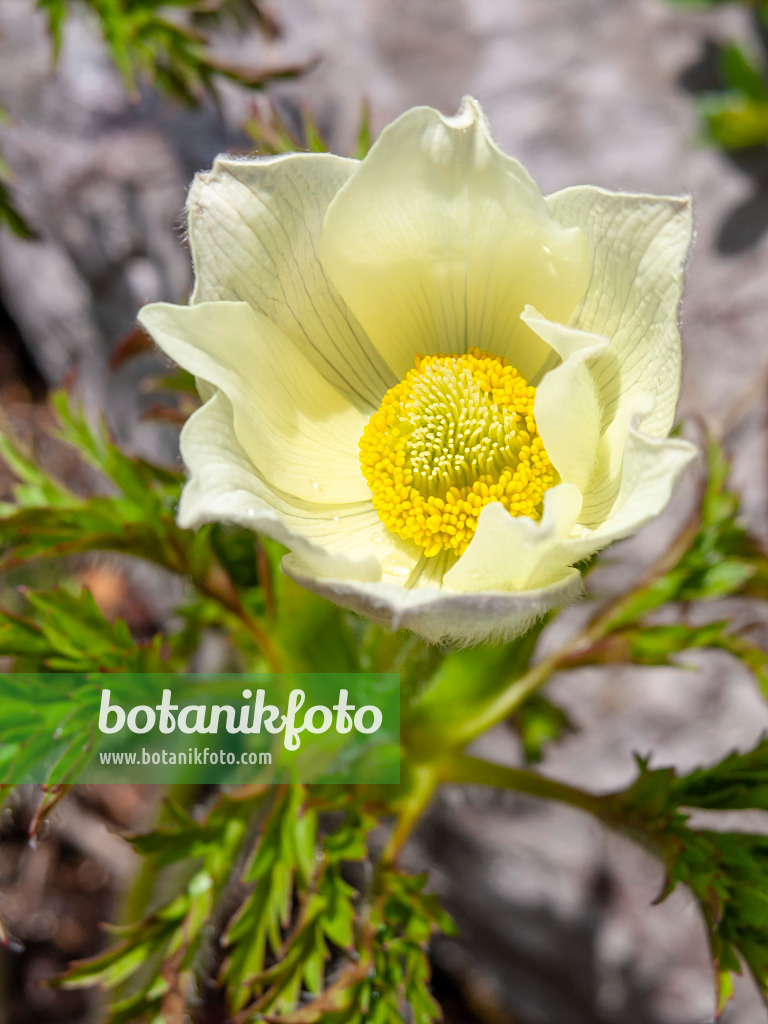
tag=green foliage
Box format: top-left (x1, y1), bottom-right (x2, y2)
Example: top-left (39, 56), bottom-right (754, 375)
top-left (0, 391), bottom-right (212, 583)
top-left (511, 693), bottom-right (574, 765)
top-left (245, 100), bottom-right (374, 158)
top-left (0, 377), bottom-right (445, 1016)
top-left (672, 829), bottom-right (768, 1012)
top-left (36, 0), bottom-right (303, 104)
top-left (666, 0), bottom-right (768, 11)
top-left (0, 586), bottom-right (172, 672)
top-left (224, 786), bottom-right (320, 1013)
top-left (0, 106), bottom-right (36, 239)
top-left (699, 45), bottom-right (768, 150)
top-left (59, 785), bottom-right (452, 1024)
top-left (0, 389), bottom-right (275, 653)
top-left (61, 790), bottom-right (268, 1021)
top-left (597, 436), bottom-right (768, 633)
top-left (225, 794), bottom-right (381, 1019)
top-left (1, 0), bottom-right (304, 242)
top-left (0, 656), bottom-right (199, 788)
top-left (0, 180), bottom-right (766, 1024)
top-left (604, 739), bottom-right (768, 1009)
top-left (257, 861), bottom-right (456, 1024)
top-left (666, 0), bottom-right (768, 150)
top-left (329, 869), bottom-right (456, 1024)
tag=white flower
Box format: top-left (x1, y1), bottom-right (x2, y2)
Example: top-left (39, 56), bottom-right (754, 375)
top-left (139, 98), bottom-right (696, 645)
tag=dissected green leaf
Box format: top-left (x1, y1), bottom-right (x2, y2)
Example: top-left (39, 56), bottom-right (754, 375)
top-left (245, 99), bottom-right (373, 160)
top-left (0, 102), bottom-right (37, 240)
top-left (36, 0), bottom-right (303, 104)
top-left (225, 786), bottom-right (317, 1010)
top-left (60, 791), bottom-right (266, 1023)
top-left (721, 43), bottom-right (768, 102)
top-left (511, 693), bottom-right (574, 765)
top-left (0, 586), bottom-right (168, 672)
top-left (602, 741), bottom-right (768, 1008)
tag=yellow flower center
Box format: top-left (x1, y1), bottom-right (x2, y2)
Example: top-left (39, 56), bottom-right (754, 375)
top-left (359, 348), bottom-right (556, 559)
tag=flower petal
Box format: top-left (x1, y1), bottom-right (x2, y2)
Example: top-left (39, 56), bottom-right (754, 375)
top-left (564, 422), bottom-right (698, 561)
top-left (283, 552), bottom-right (582, 646)
top-left (187, 152), bottom-right (394, 410)
top-left (443, 484), bottom-right (583, 592)
top-left (178, 389), bottom-right (386, 582)
top-left (319, 97), bottom-right (589, 383)
top-left (139, 300), bottom-right (370, 504)
top-left (578, 391), bottom-right (654, 527)
top-left (523, 309), bottom-right (608, 492)
top-left (546, 186), bottom-right (692, 439)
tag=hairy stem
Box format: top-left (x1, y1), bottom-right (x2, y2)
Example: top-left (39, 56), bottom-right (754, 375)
top-left (189, 794), bottom-right (273, 1023)
top-left (380, 763), bottom-right (441, 866)
top-left (201, 563), bottom-right (283, 673)
top-left (441, 754), bottom-right (606, 817)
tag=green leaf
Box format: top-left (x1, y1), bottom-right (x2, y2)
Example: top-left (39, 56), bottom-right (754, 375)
top-left (701, 92), bottom-right (768, 149)
top-left (244, 100), bottom-right (374, 160)
top-left (671, 737), bottom-right (768, 811)
top-left (0, 587), bottom-right (171, 673)
top-left (572, 617), bottom-right (768, 706)
top-left (0, 181), bottom-right (37, 239)
top-left (721, 44), bottom-right (768, 102)
top-left (511, 693), bottom-right (574, 765)
top-left (36, 0), bottom-right (68, 59)
top-left (0, 105), bottom-right (37, 241)
top-left (604, 741), bottom-right (768, 1007)
top-left (61, 791), bottom-right (265, 1022)
top-left (355, 101), bottom-right (373, 158)
top-left (225, 787), bottom-right (316, 1009)
top-left (35, 0), bottom-right (304, 106)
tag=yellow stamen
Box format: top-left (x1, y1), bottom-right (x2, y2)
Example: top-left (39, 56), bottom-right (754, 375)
top-left (359, 348), bottom-right (555, 558)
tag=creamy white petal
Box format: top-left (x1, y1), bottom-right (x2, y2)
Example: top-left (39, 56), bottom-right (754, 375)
top-left (319, 98), bottom-right (589, 383)
top-left (142, 100), bottom-right (697, 647)
top-left (546, 186), bottom-right (691, 439)
top-left (187, 151), bottom-right (394, 410)
top-left (139, 301), bottom-right (370, 504)
top-left (445, 429), bottom-right (695, 595)
top-left (444, 484), bottom-right (583, 592)
top-left (578, 391), bottom-right (654, 527)
top-left (178, 390), bottom-right (390, 582)
top-left (523, 309), bottom-right (608, 492)
top-left (564, 424), bottom-right (698, 561)
top-left (283, 552), bottom-right (582, 646)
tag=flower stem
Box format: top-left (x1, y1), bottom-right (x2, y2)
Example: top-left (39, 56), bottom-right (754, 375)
top-left (440, 630), bottom-right (596, 749)
top-left (201, 563), bottom-right (284, 672)
top-left (441, 753), bottom-right (606, 817)
top-left (381, 762), bottom-right (441, 865)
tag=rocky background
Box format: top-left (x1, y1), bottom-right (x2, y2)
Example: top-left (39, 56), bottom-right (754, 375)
top-left (1, 0), bottom-right (768, 1021)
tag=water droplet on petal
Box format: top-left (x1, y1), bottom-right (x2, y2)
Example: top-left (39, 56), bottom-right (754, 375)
top-left (372, 532), bottom-right (384, 544)
top-left (382, 554), bottom-right (410, 578)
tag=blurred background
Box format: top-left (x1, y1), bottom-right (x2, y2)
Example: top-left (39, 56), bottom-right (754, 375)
top-left (1, 0), bottom-right (768, 1021)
